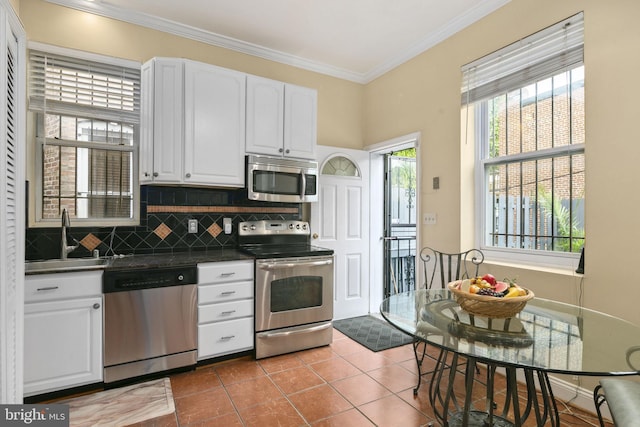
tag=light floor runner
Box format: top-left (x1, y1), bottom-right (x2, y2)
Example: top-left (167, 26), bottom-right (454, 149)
top-left (58, 378), bottom-right (175, 426)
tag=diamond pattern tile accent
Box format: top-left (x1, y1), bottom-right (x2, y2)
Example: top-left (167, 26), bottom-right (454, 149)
top-left (207, 223), bottom-right (222, 238)
top-left (154, 223), bottom-right (172, 240)
top-left (79, 233), bottom-right (101, 252)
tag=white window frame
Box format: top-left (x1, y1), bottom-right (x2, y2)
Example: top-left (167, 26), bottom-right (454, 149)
top-left (463, 14), bottom-right (585, 270)
top-left (28, 42), bottom-right (140, 227)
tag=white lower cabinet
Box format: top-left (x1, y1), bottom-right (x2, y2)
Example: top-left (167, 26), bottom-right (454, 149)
top-left (197, 261), bottom-right (254, 360)
top-left (24, 271), bottom-right (103, 397)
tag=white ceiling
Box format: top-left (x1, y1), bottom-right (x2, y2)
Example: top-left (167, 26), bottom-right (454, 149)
top-left (46, 0), bottom-right (511, 83)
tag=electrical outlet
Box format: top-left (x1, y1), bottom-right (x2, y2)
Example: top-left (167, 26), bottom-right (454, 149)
top-left (423, 213), bottom-right (437, 225)
top-left (188, 219), bottom-right (198, 233)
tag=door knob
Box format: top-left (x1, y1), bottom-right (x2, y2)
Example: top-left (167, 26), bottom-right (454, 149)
top-left (312, 233), bottom-right (318, 239)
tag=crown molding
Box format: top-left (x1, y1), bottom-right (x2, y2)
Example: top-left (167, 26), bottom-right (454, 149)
top-left (45, 0), bottom-right (510, 84)
top-left (363, 0), bottom-right (511, 82)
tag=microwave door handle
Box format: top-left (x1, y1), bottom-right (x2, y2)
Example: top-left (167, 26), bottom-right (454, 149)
top-left (300, 169), bottom-right (306, 200)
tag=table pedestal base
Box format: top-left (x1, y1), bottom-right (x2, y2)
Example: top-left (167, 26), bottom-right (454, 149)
top-left (414, 342), bottom-right (560, 427)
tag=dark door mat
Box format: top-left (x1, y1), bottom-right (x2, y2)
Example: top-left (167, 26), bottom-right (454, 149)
top-left (333, 315), bottom-right (413, 352)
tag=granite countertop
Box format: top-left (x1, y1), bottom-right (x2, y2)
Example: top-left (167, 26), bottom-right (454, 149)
top-left (25, 248), bottom-right (253, 275)
top-left (106, 249), bottom-right (253, 270)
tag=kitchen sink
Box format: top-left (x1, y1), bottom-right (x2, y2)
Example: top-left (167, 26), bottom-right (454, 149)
top-left (25, 257), bottom-right (110, 273)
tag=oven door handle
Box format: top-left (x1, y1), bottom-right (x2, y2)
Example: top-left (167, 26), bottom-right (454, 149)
top-left (260, 321), bottom-right (332, 338)
top-left (259, 259), bottom-right (333, 270)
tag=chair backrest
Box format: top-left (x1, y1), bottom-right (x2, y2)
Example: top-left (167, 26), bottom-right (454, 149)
top-left (420, 247), bottom-right (485, 289)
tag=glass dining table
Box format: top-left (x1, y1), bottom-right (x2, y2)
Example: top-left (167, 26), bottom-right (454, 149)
top-left (380, 289), bottom-right (640, 427)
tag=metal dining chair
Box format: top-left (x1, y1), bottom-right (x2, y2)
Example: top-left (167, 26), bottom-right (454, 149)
top-left (594, 345), bottom-right (640, 427)
top-left (412, 247), bottom-right (485, 394)
top-left (420, 247), bottom-right (485, 290)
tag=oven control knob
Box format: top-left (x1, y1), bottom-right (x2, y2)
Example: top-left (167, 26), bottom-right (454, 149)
top-left (302, 224), bottom-right (307, 230)
top-left (177, 274), bottom-right (184, 281)
top-left (296, 224), bottom-right (301, 229)
top-left (289, 223), bottom-right (294, 229)
top-left (251, 225), bottom-right (257, 230)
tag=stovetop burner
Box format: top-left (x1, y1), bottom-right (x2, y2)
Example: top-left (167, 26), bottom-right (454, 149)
top-left (239, 243), bottom-right (334, 259)
top-left (237, 220), bottom-right (334, 259)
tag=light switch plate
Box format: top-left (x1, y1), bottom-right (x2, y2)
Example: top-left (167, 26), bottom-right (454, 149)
top-left (223, 217), bottom-right (232, 234)
top-left (423, 213), bottom-right (437, 225)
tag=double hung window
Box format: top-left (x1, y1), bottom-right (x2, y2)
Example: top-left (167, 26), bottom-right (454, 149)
top-left (462, 13), bottom-right (585, 265)
top-left (28, 46), bottom-right (140, 225)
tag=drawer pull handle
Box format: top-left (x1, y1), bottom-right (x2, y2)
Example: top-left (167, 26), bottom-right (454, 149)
top-left (220, 272), bottom-right (236, 277)
top-left (221, 310), bottom-right (236, 316)
top-left (220, 291), bottom-right (236, 296)
top-left (36, 286), bottom-right (59, 291)
top-left (93, 303), bottom-right (101, 310)
top-left (220, 335), bottom-right (235, 341)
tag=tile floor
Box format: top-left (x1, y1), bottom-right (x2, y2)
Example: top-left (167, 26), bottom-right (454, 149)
top-left (127, 329), bottom-right (611, 427)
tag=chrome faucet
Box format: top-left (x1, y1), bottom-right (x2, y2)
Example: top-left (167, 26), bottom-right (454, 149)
top-left (61, 209), bottom-right (79, 260)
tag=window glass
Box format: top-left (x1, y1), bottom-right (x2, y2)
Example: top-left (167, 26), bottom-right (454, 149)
top-left (29, 48), bottom-right (139, 224)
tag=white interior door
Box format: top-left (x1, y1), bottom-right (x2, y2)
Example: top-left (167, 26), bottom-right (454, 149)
top-left (311, 146), bottom-right (370, 320)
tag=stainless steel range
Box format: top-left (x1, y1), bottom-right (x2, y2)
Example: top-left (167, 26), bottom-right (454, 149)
top-left (238, 220), bottom-right (334, 359)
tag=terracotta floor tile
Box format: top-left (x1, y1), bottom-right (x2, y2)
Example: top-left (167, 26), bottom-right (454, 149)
top-left (311, 408), bottom-right (376, 426)
top-left (124, 412), bottom-right (179, 427)
top-left (180, 412), bottom-right (244, 427)
top-left (213, 359), bottom-right (265, 386)
top-left (258, 353), bottom-right (304, 374)
top-left (367, 363), bottom-right (419, 393)
top-left (174, 388), bottom-right (235, 426)
top-left (288, 384), bottom-right (353, 423)
top-left (170, 367), bottom-right (221, 397)
top-left (297, 345), bottom-right (337, 364)
top-left (237, 397), bottom-right (306, 427)
top-left (224, 376), bottom-right (283, 410)
top-left (378, 343), bottom-right (416, 363)
top-left (342, 349), bottom-right (395, 372)
top-left (358, 394), bottom-right (430, 427)
top-left (329, 336), bottom-right (368, 356)
top-left (331, 373), bottom-right (393, 406)
top-left (310, 357), bottom-right (362, 382)
top-left (270, 365), bottom-right (325, 395)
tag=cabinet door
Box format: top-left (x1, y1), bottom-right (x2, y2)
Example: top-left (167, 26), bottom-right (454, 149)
top-left (284, 84), bottom-right (317, 160)
top-left (24, 297), bottom-right (103, 396)
top-left (142, 58), bottom-right (184, 183)
top-left (184, 61), bottom-right (246, 187)
top-left (246, 75), bottom-right (284, 157)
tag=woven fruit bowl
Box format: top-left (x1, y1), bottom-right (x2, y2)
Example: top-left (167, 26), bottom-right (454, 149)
top-left (447, 280), bottom-right (534, 319)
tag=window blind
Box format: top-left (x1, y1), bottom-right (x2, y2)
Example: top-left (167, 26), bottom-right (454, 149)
top-left (28, 50), bottom-right (140, 124)
top-left (461, 12), bottom-right (584, 104)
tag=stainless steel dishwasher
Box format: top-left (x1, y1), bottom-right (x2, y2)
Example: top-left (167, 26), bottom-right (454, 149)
top-left (102, 265), bottom-right (198, 384)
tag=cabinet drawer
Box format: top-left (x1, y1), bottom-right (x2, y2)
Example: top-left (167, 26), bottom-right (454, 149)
top-left (198, 317), bottom-right (253, 359)
top-left (198, 281), bottom-right (253, 304)
top-left (199, 299), bottom-right (253, 324)
top-left (198, 261), bottom-right (253, 283)
top-left (25, 271), bottom-right (102, 303)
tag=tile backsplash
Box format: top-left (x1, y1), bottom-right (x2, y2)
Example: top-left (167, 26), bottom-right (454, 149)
top-left (25, 185), bottom-right (301, 261)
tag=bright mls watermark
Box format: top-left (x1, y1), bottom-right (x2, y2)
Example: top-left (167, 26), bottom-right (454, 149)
top-left (0, 405), bottom-right (69, 426)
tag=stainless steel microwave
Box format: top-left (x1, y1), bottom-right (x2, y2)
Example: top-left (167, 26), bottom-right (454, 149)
top-left (247, 155), bottom-right (318, 203)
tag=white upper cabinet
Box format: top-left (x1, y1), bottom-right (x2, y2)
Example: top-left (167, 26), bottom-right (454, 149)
top-left (246, 75), bottom-right (317, 160)
top-left (184, 61), bottom-right (246, 186)
top-left (141, 58), bottom-right (184, 184)
top-left (140, 58), bottom-right (246, 187)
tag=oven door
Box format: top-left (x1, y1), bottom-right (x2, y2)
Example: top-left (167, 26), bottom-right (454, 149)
top-left (255, 255), bottom-right (333, 332)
